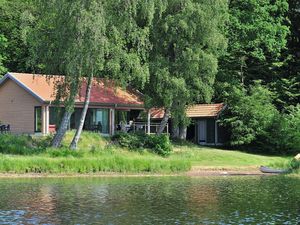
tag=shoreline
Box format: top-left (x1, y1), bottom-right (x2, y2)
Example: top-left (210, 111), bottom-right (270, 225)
top-left (0, 166), bottom-right (279, 178)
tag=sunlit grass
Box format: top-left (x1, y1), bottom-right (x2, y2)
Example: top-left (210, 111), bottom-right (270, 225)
top-left (0, 131), bottom-right (293, 174)
top-left (0, 131), bottom-right (191, 174)
top-left (170, 143), bottom-right (291, 168)
top-left (0, 153), bottom-right (190, 174)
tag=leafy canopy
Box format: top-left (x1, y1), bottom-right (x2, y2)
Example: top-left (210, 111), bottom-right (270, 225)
top-left (221, 82), bottom-right (278, 146)
top-left (145, 0), bottom-right (228, 126)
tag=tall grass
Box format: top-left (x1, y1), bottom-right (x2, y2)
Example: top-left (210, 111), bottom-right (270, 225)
top-left (0, 154), bottom-right (191, 174)
top-left (0, 131), bottom-right (191, 174)
top-left (0, 131), bottom-right (293, 174)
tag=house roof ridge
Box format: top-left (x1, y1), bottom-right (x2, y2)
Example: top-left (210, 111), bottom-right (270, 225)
top-left (2, 72), bottom-right (144, 106)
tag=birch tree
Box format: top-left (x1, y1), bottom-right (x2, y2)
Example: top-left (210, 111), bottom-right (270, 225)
top-left (29, 0), bottom-right (106, 148)
top-left (69, 0), bottom-right (106, 150)
top-left (145, 0), bottom-right (228, 137)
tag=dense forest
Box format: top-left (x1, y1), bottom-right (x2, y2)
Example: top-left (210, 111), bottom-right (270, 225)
top-left (0, 0), bottom-right (299, 154)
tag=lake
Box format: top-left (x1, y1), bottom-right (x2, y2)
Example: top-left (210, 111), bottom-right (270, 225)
top-left (0, 176), bottom-right (299, 224)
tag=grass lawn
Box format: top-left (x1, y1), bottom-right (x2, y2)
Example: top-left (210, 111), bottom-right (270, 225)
top-left (0, 131), bottom-right (293, 174)
top-left (171, 143), bottom-right (291, 168)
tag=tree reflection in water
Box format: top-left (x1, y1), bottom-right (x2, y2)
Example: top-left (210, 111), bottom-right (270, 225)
top-left (0, 176), bottom-right (299, 224)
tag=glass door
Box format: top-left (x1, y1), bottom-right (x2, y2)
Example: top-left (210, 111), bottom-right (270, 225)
top-left (91, 109), bottom-right (109, 134)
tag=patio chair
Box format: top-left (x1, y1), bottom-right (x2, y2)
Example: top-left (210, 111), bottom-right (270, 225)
top-left (97, 122), bottom-right (102, 133)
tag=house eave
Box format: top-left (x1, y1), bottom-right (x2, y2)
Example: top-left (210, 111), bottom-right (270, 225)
top-left (0, 73), bottom-right (46, 103)
top-left (48, 101), bottom-right (145, 109)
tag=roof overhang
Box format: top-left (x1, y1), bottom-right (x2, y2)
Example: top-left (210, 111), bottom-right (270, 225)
top-left (0, 73), bottom-right (45, 103)
top-left (73, 102), bottom-right (144, 109)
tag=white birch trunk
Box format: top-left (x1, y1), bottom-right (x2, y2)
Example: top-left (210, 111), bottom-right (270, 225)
top-left (157, 108), bottom-right (170, 135)
top-left (70, 74), bottom-right (93, 150)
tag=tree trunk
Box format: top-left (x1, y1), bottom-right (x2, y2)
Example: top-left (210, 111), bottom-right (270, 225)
top-left (51, 111), bottom-right (73, 148)
top-left (178, 124), bottom-right (187, 140)
top-left (70, 74), bottom-right (93, 150)
top-left (51, 74), bottom-right (79, 148)
top-left (171, 120), bottom-right (179, 139)
top-left (157, 108), bottom-right (170, 135)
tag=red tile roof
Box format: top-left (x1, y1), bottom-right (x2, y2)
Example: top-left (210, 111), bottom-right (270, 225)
top-left (186, 104), bottom-right (225, 117)
top-left (3, 73), bottom-right (144, 106)
top-left (150, 103), bottom-right (225, 119)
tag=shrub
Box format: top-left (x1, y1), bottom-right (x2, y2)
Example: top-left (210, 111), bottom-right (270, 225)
top-left (145, 134), bottom-right (172, 156)
top-left (290, 159), bottom-right (300, 170)
top-left (112, 132), bottom-right (145, 149)
top-left (221, 83), bottom-right (278, 146)
top-left (0, 134), bottom-right (51, 155)
top-left (112, 132), bottom-right (172, 156)
top-left (0, 134), bottom-right (46, 155)
top-left (263, 105), bottom-right (300, 154)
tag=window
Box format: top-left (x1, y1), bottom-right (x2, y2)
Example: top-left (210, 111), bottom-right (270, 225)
top-left (49, 107), bottom-right (64, 126)
top-left (34, 106), bottom-right (42, 132)
top-left (89, 108), bottom-right (109, 134)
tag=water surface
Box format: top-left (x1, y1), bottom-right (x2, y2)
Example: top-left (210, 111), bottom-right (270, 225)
top-left (0, 176), bottom-right (299, 224)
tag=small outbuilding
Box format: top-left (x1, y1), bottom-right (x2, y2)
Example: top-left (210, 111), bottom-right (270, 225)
top-left (186, 104), bottom-right (227, 145)
top-left (151, 104), bottom-right (227, 145)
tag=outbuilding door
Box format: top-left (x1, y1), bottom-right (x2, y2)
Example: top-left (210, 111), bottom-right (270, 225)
top-left (198, 120), bottom-right (207, 144)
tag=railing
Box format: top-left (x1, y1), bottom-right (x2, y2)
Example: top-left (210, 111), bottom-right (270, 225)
top-left (132, 122), bottom-right (169, 134)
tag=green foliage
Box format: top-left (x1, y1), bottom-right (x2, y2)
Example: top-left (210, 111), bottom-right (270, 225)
top-left (271, 0), bottom-right (300, 110)
top-left (112, 132), bottom-right (144, 149)
top-left (145, 0), bottom-right (228, 128)
top-left (103, 0), bottom-right (153, 89)
top-left (112, 132), bottom-right (172, 156)
top-left (0, 34), bottom-right (7, 75)
top-left (262, 105), bottom-right (300, 154)
top-left (215, 0), bottom-right (299, 154)
top-left (290, 159), bottom-right (300, 170)
top-left (216, 0), bottom-right (289, 90)
top-left (28, 0), bottom-right (108, 111)
top-left (222, 83), bottom-right (300, 154)
top-left (272, 78), bottom-right (300, 111)
top-left (223, 84), bottom-right (277, 145)
top-left (0, 134), bottom-right (47, 155)
top-left (0, 0), bottom-right (35, 73)
top-left (222, 82), bottom-right (278, 146)
top-left (228, 0), bottom-right (289, 61)
top-left (145, 134), bottom-right (172, 156)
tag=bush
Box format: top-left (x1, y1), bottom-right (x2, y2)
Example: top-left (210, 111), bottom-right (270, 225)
top-left (112, 132), bottom-right (172, 156)
top-left (220, 83), bottom-right (300, 155)
top-left (290, 159), bottom-right (300, 170)
top-left (0, 134), bottom-right (47, 155)
top-left (222, 83), bottom-right (278, 146)
top-left (263, 105), bottom-right (300, 154)
top-left (112, 132), bottom-right (145, 149)
top-left (145, 134), bottom-right (172, 156)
